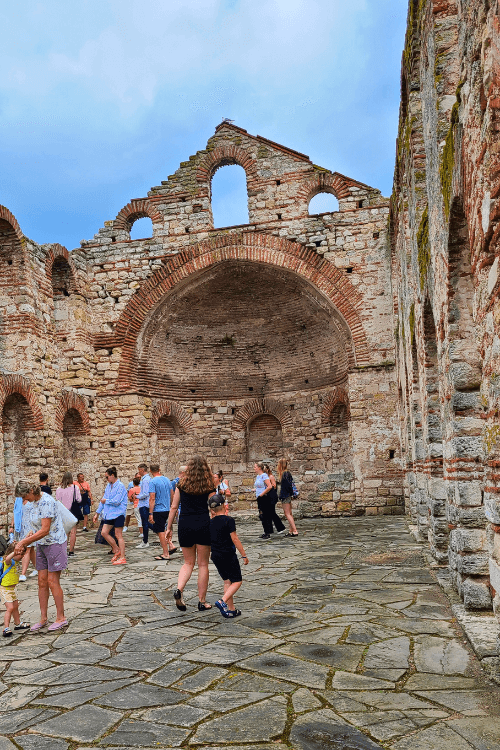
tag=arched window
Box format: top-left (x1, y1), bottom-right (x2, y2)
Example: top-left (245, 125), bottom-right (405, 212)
top-left (51, 257), bottom-right (74, 298)
top-left (247, 414), bottom-right (283, 462)
top-left (2, 394), bottom-right (33, 492)
top-left (130, 216), bottom-right (153, 240)
top-left (62, 408), bottom-right (87, 471)
top-left (308, 192), bottom-right (339, 215)
top-left (328, 403), bottom-right (349, 430)
top-left (211, 165), bottom-right (249, 228)
top-left (158, 415), bottom-right (181, 439)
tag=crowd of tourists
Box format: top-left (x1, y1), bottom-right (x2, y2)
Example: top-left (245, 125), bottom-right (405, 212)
top-left (1, 457), bottom-right (299, 636)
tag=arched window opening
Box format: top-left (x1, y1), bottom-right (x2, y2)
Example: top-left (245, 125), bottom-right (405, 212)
top-left (130, 216), bottom-right (153, 240)
top-left (308, 192), bottom-right (339, 215)
top-left (423, 298), bottom-right (442, 460)
top-left (247, 413), bottom-right (283, 462)
top-left (448, 199), bottom-right (481, 393)
top-left (158, 415), bottom-right (181, 439)
top-left (2, 394), bottom-right (33, 493)
top-left (61, 408), bottom-right (87, 472)
top-left (0, 219), bottom-right (23, 289)
top-left (51, 257), bottom-right (73, 298)
top-left (328, 404), bottom-right (349, 430)
top-left (211, 165), bottom-right (249, 228)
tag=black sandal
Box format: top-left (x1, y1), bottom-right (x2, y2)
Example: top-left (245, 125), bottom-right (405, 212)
top-left (154, 555), bottom-right (170, 561)
top-left (284, 532), bottom-right (299, 537)
top-left (197, 601), bottom-right (212, 611)
top-left (174, 589), bottom-right (186, 611)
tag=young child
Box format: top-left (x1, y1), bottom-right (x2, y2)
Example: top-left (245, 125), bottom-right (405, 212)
top-left (209, 496), bottom-right (248, 618)
top-left (1, 542), bottom-right (30, 637)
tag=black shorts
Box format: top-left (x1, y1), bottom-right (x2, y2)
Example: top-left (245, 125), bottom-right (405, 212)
top-left (211, 553), bottom-right (242, 583)
top-left (103, 515), bottom-right (125, 529)
top-left (150, 511), bottom-right (169, 534)
top-left (178, 518), bottom-right (211, 548)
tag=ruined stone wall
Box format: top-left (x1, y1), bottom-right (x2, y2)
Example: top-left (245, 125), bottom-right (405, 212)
top-left (0, 123), bottom-right (401, 526)
top-left (391, 0), bottom-right (500, 623)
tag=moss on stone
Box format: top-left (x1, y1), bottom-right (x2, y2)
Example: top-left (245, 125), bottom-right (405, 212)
top-left (257, 145), bottom-right (269, 159)
top-left (439, 83), bottom-right (463, 219)
top-left (417, 206), bottom-right (430, 291)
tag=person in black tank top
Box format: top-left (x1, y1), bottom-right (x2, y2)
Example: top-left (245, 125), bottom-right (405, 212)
top-left (166, 456), bottom-right (216, 612)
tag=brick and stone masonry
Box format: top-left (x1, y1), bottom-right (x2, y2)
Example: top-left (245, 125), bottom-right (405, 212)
top-left (0, 124), bottom-right (403, 531)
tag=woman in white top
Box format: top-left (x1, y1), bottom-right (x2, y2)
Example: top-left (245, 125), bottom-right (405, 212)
top-left (212, 469), bottom-right (231, 515)
top-left (55, 472), bottom-right (81, 556)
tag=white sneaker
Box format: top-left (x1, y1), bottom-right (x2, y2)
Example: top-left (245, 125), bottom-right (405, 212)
top-left (137, 534), bottom-right (143, 539)
top-left (276, 529), bottom-right (286, 535)
top-left (18, 575), bottom-right (27, 582)
top-left (123, 527), bottom-right (128, 532)
top-left (29, 570), bottom-right (38, 577)
top-left (136, 542), bottom-right (149, 549)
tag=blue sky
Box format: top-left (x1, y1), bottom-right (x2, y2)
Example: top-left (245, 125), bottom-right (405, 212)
top-left (1, 0), bottom-right (408, 249)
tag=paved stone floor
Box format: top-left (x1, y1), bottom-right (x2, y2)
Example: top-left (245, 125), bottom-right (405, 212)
top-left (0, 516), bottom-right (500, 749)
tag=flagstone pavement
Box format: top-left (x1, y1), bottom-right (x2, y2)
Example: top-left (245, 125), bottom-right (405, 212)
top-left (0, 516), bottom-right (499, 749)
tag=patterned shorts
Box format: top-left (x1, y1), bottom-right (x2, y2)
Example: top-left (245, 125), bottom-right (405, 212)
top-left (0, 585), bottom-right (18, 603)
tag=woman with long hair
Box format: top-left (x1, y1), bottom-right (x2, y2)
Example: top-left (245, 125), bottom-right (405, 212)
top-left (166, 456), bottom-right (215, 611)
top-left (263, 464), bottom-right (286, 536)
top-left (277, 458), bottom-right (298, 537)
top-left (55, 472), bottom-right (81, 556)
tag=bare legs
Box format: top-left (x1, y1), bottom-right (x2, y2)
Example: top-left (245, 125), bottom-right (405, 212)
top-left (176, 545), bottom-right (210, 604)
top-left (21, 547), bottom-right (36, 577)
top-left (38, 570), bottom-right (65, 624)
top-left (68, 526), bottom-right (77, 553)
top-left (101, 525), bottom-right (125, 558)
top-left (222, 579), bottom-right (242, 611)
top-left (282, 501), bottom-right (298, 535)
top-left (4, 601), bottom-right (21, 628)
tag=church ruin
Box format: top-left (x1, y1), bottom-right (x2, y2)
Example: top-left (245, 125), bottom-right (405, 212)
top-left (2, 0), bottom-right (500, 626)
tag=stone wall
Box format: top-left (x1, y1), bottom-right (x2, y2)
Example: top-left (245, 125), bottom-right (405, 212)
top-left (0, 125), bottom-right (402, 523)
top-left (391, 0), bottom-right (500, 625)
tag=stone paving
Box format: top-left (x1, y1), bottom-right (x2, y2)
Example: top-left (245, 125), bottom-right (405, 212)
top-left (1, 517), bottom-right (500, 749)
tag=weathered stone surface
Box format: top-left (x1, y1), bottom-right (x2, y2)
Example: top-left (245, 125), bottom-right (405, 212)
top-left (391, 723), bottom-right (478, 750)
top-left (238, 652), bottom-right (329, 689)
top-left (363, 636), bottom-right (410, 670)
top-left (192, 697), bottom-right (287, 744)
top-left (290, 709), bottom-right (384, 749)
top-left (100, 720), bottom-right (190, 747)
top-left (14, 737), bottom-right (69, 750)
top-left (96, 684), bottom-right (184, 709)
top-left (30, 705), bottom-right (121, 742)
top-left (413, 637), bottom-right (471, 675)
top-left (292, 688), bottom-right (323, 713)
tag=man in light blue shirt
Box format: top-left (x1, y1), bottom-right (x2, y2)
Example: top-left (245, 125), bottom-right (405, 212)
top-left (136, 463), bottom-right (151, 549)
top-left (148, 463), bottom-right (176, 561)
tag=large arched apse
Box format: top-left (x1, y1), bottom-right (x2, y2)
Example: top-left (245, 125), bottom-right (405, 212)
top-left (135, 261), bottom-right (354, 400)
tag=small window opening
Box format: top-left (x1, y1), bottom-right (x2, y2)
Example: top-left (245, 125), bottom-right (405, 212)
top-left (277, 213), bottom-right (282, 220)
top-left (357, 200), bottom-right (364, 208)
top-left (107, 349), bottom-right (113, 356)
top-left (231, 408), bottom-right (235, 414)
top-left (190, 389), bottom-right (196, 393)
top-left (130, 216), bottom-right (153, 240)
top-left (111, 236), bottom-right (116, 243)
top-left (373, 231), bottom-right (380, 239)
top-left (315, 241), bottom-right (322, 248)
top-left (89, 441), bottom-right (94, 448)
top-left (276, 180), bottom-right (281, 186)
top-left (346, 267), bottom-right (353, 274)
top-left (185, 227), bottom-right (190, 233)
top-left (211, 164), bottom-right (249, 228)
top-left (222, 439), bottom-right (228, 446)
top-left (249, 387), bottom-right (254, 392)
top-left (389, 449), bottom-right (396, 459)
top-left (290, 404), bottom-right (295, 410)
top-left (193, 408), bottom-right (197, 413)
top-left (110, 441), bottom-right (116, 448)
top-left (61, 337), bottom-right (67, 342)
top-left (304, 379), bottom-right (309, 384)
top-left (7, 259), bottom-right (12, 266)
top-left (308, 192), bottom-right (339, 215)
top-left (181, 197), bottom-right (186, 202)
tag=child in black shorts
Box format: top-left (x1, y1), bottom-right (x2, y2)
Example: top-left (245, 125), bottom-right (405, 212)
top-left (209, 496), bottom-right (248, 618)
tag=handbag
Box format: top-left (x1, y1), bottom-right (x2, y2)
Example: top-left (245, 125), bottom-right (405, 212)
top-left (292, 482), bottom-right (299, 498)
top-left (55, 500), bottom-right (78, 535)
top-left (70, 485), bottom-right (84, 522)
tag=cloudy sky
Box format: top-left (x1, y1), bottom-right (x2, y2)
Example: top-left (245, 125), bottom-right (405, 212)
top-left (1, 0), bottom-right (407, 249)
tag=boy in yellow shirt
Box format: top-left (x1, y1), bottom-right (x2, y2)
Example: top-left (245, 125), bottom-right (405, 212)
top-left (1, 542), bottom-right (30, 637)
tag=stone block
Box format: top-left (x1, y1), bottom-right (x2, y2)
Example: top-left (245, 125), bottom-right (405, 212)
top-left (489, 557), bottom-right (500, 595)
top-left (429, 478), bottom-right (447, 500)
top-left (336, 502), bottom-right (352, 512)
top-left (451, 528), bottom-right (487, 554)
top-left (455, 481), bottom-right (483, 507)
top-left (462, 576), bottom-right (493, 610)
top-left (456, 552), bottom-right (490, 576)
top-left (485, 493), bottom-right (500, 524)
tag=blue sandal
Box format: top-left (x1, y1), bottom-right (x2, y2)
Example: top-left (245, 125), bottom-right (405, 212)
top-left (227, 609), bottom-right (241, 618)
top-left (215, 599), bottom-right (230, 618)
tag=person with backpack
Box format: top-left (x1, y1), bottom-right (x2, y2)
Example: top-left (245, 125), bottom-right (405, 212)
top-left (1, 541), bottom-right (30, 637)
top-left (277, 458), bottom-right (299, 537)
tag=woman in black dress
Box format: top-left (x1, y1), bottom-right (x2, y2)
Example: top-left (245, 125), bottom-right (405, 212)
top-left (165, 456), bottom-right (215, 611)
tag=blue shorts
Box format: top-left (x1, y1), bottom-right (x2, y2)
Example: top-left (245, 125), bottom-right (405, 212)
top-left (82, 503), bottom-right (91, 516)
top-left (103, 515), bottom-right (125, 528)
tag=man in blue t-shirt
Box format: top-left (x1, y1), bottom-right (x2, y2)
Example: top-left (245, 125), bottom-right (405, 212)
top-left (148, 463), bottom-right (176, 561)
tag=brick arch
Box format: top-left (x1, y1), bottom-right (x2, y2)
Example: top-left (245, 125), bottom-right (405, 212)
top-left (196, 145), bottom-right (258, 189)
top-left (0, 206), bottom-right (23, 241)
top-left (114, 199), bottom-right (163, 233)
top-left (44, 244), bottom-right (78, 293)
top-left (322, 386), bottom-right (350, 426)
top-left (297, 172), bottom-right (367, 204)
top-left (55, 391), bottom-right (90, 434)
top-left (233, 398), bottom-right (293, 432)
top-left (0, 375), bottom-right (44, 430)
top-left (96, 233), bottom-right (370, 391)
top-left (150, 400), bottom-right (195, 435)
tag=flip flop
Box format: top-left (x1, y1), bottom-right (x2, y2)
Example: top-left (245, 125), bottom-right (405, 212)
top-left (169, 547), bottom-right (178, 554)
top-left (174, 589), bottom-right (186, 611)
top-left (112, 557), bottom-right (127, 565)
top-left (30, 621), bottom-right (48, 633)
top-left (197, 601), bottom-right (212, 611)
top-left (154, 555), bottom-right (170, 561)
top-left (47, 619), bottom-right (68, 632)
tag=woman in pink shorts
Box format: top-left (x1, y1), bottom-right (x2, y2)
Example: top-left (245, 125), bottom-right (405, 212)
top-left (14, 480), bottom-right (69, 632)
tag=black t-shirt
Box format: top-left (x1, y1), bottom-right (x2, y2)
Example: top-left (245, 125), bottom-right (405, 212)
top-left (210, 515), bottom-right (236, 556)
top-left (178, 489), bottom-right (211, 518)
top-left (40, 484), bottom-right (52, 496)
